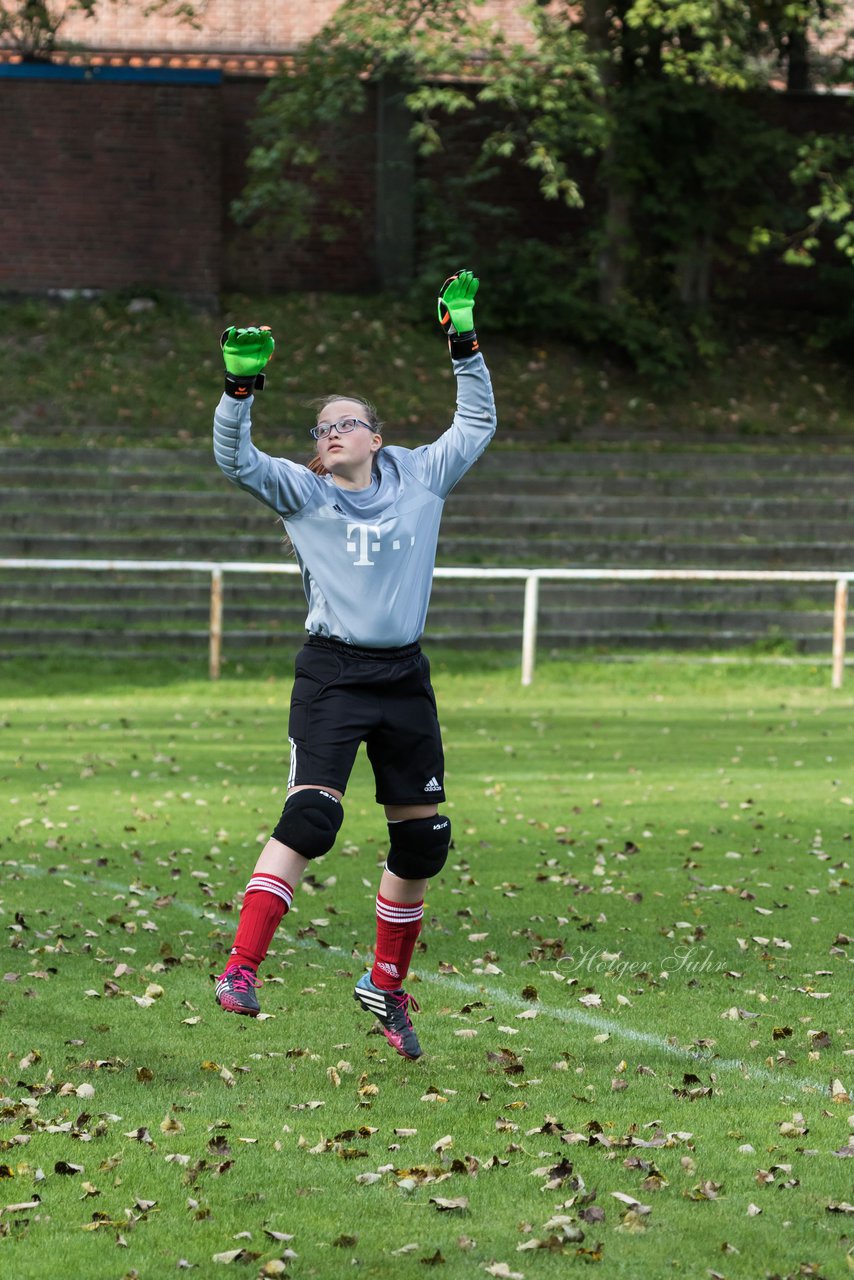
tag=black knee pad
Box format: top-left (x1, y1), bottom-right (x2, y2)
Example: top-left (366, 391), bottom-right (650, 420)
top-left (272, 789), bottom-right (343, 860)
top-left (386, 814), bottom-right (451, 880)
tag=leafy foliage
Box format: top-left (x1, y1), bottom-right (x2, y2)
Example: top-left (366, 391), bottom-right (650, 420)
top-left (783, 133), bottom-right (854, 268)
top-left (0, 0), bottom-right (94, 56)
top-left (235, 0), bottom-right (853, 375)
top-left (232, 0), bottom-right (505, 242)
top-left (0, 0), bottom-right (201, 59)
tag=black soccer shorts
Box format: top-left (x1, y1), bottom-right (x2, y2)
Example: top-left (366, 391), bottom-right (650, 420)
top-left (286, 636), bottom-right (446, 805)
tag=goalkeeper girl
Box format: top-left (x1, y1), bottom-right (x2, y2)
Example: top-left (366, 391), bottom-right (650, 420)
top-left (212, 272), bottom-right (496, 1059)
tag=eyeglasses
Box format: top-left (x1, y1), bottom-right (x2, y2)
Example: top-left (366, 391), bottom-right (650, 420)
top-left (309, 417), bottom-right (372, 441)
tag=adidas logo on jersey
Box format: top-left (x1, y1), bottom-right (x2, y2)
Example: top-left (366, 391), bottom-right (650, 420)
top-left (423, 776), bottom-right (441, 792)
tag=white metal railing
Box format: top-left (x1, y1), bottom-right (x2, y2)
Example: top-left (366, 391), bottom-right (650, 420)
top-left (1, 558), bottom-right (852, 687)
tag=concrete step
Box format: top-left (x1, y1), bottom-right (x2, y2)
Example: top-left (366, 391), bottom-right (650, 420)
top-left (5, 504), bottom-right (854, 545)
top-left (3, 438), bottom-right (852, 660)
top-left (0, 577), bottom-right (834, 610)
top-left (7, 487), bottom-right (854, 522)
top-left (9, 469), bottom-right (854, 503)
top-left (0, 627), bottom-right (832, 659)
top-left (5, 444), bottom-right (854, 476)
top-left (0, 603), bottom-right (832, 636)
top-left (1, 531), bottom-right (853, 567)
top-left (3, 506), bottom-right (854, 543)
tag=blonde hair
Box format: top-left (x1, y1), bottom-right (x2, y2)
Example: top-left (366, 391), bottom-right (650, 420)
top-left (307, 394), bottom-right (383, 476)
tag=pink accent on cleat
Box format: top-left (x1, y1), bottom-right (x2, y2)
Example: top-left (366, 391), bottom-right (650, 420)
top-left (215, 964), bottom-right (262, 1016)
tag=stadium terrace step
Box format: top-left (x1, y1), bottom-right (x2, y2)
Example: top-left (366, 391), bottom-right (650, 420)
top-left (0, 602), bottom-right (832, 633)
top-left (9, 470), bottom-right (854, 503)
top-left (2, 531), bottom-right (853, 567)
top-left (4, 442), bottom-right (854, 471)
top-left (7, 488), bottom-right (854, 523)
top-left (0, 626), bottom-right (833, 660)
top-left (2, 441), bottom-right (854, 661)
top-left (0, 577), bottom-right (832, 610)
top-left (6, 506), bottom-right (854, 543)
top-left (2, 533), bottom-right (854, 569)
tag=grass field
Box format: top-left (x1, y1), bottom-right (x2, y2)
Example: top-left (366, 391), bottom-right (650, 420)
top-left (2, 656), bottom-right (853, 1279)
top-left (5, 290), bottom-right (853, 446)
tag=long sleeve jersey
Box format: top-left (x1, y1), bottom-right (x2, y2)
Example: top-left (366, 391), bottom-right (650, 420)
top-left (213, 353), bottom-right (497, 648)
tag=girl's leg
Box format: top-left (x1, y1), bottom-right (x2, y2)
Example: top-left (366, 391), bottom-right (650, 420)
top-left (369, 803), bottom-right (435, 991)
top-left (222, 785), bottom-right (341, 974)
top-left (222, 837), bottom-right (309, 972)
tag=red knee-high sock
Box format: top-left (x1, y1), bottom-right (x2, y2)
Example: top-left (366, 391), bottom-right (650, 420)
top-left (226, 874), bottom-right (294, 972)
top-left (370, 893), bottom-right (424, 991)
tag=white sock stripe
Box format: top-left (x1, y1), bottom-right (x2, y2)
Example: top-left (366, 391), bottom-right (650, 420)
top-left (376, 899), bottom-right (423, 923)
top-left (248, 874), bottom-right (293, 893)
top-left (246, 877), bottom-right (293, 905)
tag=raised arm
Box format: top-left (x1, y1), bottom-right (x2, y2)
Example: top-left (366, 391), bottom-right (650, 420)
top-left (408, 270), bottom-right (497, 496)
top-left (213, 325), bottom-right (314, 515)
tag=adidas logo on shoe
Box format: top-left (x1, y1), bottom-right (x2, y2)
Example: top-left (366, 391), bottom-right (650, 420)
top-left (423, 776), bottom-right (441, 792)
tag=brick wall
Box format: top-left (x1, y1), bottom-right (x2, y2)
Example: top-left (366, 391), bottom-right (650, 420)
top-left (0, 68), bottom-right (380, 297)
top-left (2, 66), bottom-right (849, 302)
top-left (0, 72), bottom-right (222, 297)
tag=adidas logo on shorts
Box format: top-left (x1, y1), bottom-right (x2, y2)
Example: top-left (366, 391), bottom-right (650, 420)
top-left (423, 776), bottom-right (441, 792)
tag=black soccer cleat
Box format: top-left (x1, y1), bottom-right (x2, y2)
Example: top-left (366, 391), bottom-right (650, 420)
top-left (354, 972), bottom-right (423, 1059)
top-left (215, 964), bottom-right (262, 1016)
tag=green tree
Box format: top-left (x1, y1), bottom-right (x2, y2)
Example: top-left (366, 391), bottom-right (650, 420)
top-left (235, 0), bottom-right (853, 370)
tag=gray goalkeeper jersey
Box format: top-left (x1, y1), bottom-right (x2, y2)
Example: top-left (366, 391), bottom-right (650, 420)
top-left (213, 354), bottom-right (497, 648)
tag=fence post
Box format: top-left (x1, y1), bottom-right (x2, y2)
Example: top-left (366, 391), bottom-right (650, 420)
top-left (209, 566), bottom-right (223, 680)
top-left (832, 576), bottom-right (848, 689)
top-left (521, 572), bottom-right (540, 686)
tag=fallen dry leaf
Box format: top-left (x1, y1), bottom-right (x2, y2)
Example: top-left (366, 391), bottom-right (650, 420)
top-left (2, 1198), bottom-right (41, 1213)
top-left (259, 1262), bottom-right (289, 1278)
top-left (430, 1196), bottom-right (469, 1212)
top-left (611, 1192), bottom-right (650, 1214)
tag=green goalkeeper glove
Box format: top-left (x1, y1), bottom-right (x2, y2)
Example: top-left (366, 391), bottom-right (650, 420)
top-left (220, 325), bottom-right (275, 399)
top-left (437, 269), bottom-right (480, 359)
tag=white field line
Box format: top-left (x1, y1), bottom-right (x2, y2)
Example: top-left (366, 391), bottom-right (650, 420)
top-left (415, 970), bottom-right (830, 1095)
top-left (5, 864), bottom-right (830, 1097)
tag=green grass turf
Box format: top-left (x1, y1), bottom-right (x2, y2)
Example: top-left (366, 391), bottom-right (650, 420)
top-left (4, 290), bottom-right (853, 446)
top-left (1, 657), bottom-right (853, 1279)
